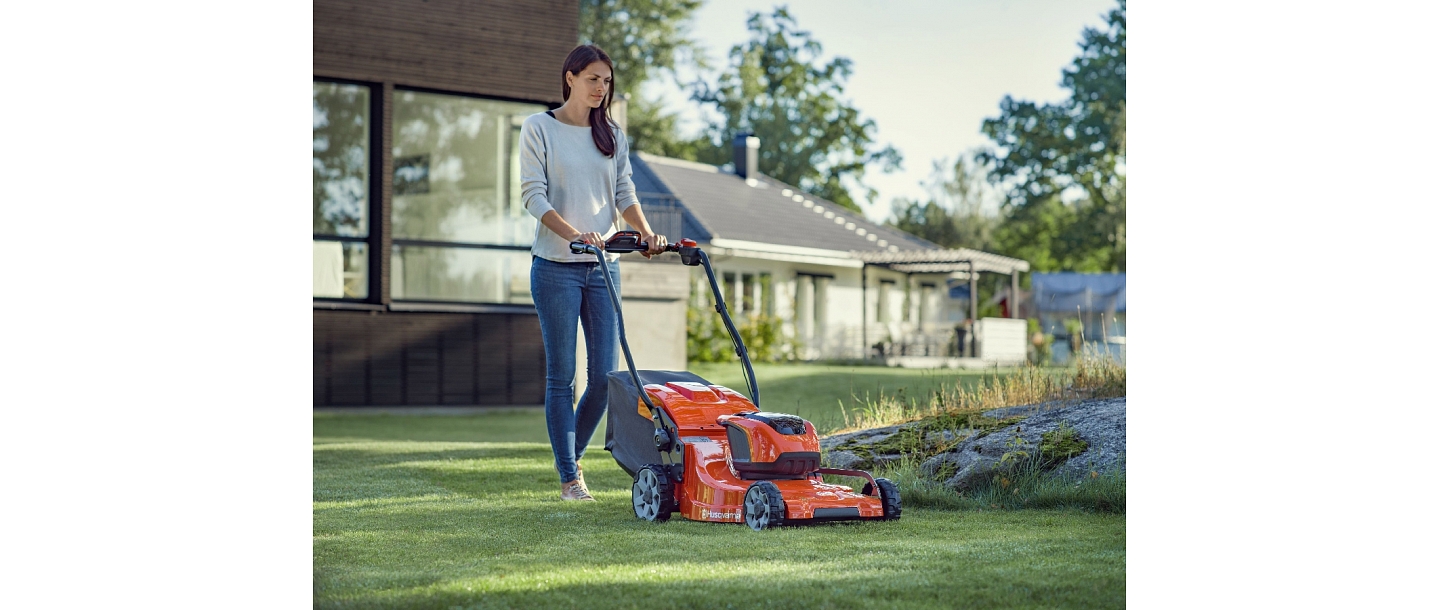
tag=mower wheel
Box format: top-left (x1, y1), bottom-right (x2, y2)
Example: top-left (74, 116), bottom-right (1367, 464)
top-left (862, 478), bottom-right (902, 521)
top-left (743, 481), bottom-right (786, 531)
top-left (632, 465), bottom-right (675, 522)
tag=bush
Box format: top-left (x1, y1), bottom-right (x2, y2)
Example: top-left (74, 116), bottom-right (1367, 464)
top-left (1026, 318), bottom-right (1053, 366)
top-left (686, 304), bottom-right (733, 363)
top-left (686, 306), bottom-right (797, 363)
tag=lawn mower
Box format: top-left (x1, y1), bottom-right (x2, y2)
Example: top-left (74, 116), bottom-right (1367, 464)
top-left (572, 231), bottom-right (901, 531)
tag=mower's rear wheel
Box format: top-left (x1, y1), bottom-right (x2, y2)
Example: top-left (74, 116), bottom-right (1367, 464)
top-left (632, 465), bottom-right (675, 522)
top-left (743, 481), bottom-right (786, 531)
top-left (863, 478), bottom-right (902, 521)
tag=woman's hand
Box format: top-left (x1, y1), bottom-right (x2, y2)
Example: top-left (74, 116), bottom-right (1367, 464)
top-left (575, 231), bottom-right (605, 250)
top-left (640, 232), bottom-right (668, 259)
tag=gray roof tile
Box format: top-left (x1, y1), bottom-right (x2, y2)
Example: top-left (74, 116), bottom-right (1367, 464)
top-left (633, 152), bottom-right (936, 253)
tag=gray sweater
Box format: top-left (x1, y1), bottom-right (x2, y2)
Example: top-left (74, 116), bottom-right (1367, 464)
top-left (520, 112), bottom-right (638, 263)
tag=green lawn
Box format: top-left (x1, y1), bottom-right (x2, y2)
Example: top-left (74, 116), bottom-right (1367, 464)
top-left (687, 362), bottom-right (1015, 434)
top-left (315, 409), bottom-right (1125, 609)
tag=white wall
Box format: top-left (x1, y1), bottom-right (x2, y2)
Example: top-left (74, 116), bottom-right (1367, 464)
top-left (975, 317), bottom-right (1027, 365)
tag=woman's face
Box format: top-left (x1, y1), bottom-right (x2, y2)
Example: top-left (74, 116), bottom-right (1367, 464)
top-left (567, 61), bottom-right (612, 109)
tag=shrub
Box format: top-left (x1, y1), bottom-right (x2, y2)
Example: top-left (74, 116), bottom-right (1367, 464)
top-left (1026, 318), bottom-right (1053, 366)
top-left (686, 305), bottom-right (797, 363)
top-left (685, 304), bottom-right (733, 363)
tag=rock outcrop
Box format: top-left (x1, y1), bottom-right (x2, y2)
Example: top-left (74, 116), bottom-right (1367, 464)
top-left (819, 397), bottom-right (1125, 491)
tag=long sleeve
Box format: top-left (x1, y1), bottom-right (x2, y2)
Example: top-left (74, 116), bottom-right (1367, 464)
top-left (613, 130), bottom-right (638, 214)
top-left (520, 118), bottom-right (554, 220)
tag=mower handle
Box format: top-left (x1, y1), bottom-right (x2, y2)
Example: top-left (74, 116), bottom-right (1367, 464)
top-left (569, 231), bottom-right (696, 255)
top-left (565, 235), bottom-right (757, 407)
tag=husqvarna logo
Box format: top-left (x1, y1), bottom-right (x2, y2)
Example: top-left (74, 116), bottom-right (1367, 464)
top-left (701, 507), bottom-right (741, 521)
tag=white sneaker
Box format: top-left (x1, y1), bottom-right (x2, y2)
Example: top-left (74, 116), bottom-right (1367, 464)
top-left (561, 480), bottom-right (595, 502)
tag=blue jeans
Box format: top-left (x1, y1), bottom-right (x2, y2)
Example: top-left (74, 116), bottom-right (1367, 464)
top-left (530, 256), bottom-right (620, 484)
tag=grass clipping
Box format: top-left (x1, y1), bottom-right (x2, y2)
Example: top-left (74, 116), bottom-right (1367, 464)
top-left (833, 356), bottom-right (1126, 513)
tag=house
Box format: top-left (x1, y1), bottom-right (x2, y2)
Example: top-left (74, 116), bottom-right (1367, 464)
top-left (623, 136), bottom-right (1032, 366)
top-left (312, 0), bottom-right (588, 407)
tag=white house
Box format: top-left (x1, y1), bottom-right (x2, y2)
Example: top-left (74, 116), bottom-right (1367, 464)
top-left (619, 135), bottom-right (1031, 368)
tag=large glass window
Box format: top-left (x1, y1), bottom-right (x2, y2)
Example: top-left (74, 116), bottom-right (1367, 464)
top-left (313, 81), bottom-right (370, 299)
top-left (390, 90), bottom-right (546, 303)
top-left (390, 246), bottom-right (533, 304)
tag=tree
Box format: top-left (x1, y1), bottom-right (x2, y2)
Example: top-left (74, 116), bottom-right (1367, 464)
top-left (978, 0), bottom-right (1125, 272)
top-left (622, 93), bottom-right (708, 160)
top-left (578, 0), bottom-right (709, 158)
top-left (690, 7), bottom-right (901, 214)
top-left (888, 154), bottom-right (998, 251)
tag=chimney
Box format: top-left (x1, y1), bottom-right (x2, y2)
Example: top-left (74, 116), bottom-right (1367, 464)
top-left (732, 133), bottom-right (759, 179)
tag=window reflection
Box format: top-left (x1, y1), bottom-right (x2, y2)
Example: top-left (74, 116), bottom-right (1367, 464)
top-left (391, 246), bottom-right (532, 304)
top-left (313, 82), bottom-right (369, 237)
top-left (391, 91), bottom-right (544, 245)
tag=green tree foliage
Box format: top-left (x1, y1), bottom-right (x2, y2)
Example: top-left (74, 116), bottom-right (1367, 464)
top-left (978, 0), bottom-right (1125, 272)
top-left (578, 0), bottom-right (708, 157)
top-left (887, 154), bottom-right (998, 251)
top-left (690, 7), bottom-right (901, 214)
top-left (623, 94), bottom-right (708, 160)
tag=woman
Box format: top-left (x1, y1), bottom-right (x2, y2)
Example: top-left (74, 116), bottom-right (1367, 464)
top-left (520, 44), bottom-right (668, 501)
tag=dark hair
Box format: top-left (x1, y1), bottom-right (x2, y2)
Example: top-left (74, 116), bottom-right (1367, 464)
top-left (561, 45), bottom-right (618, 157)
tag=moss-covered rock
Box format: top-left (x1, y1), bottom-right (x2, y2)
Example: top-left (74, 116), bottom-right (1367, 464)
top-left (820, 411), bottom-right (1025, 471)
top-left (820, 397), bottom-right (1126, 491)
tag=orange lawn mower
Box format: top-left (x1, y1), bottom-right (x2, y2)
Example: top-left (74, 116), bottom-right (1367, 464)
top-left (572, 232), bottom-right (901, 531)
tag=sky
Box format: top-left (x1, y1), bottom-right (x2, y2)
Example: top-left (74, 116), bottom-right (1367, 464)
top-left (641, 0), bottom-right (1119, 223)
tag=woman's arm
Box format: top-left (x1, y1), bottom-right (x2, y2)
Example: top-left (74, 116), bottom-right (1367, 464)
top-left (621, 204), bottom-right (667, 258)
top-left (612, 133), bottom-right (666, 257)
top-left (539, 211), bottom-right (603, 249)
top-left (519, 118), bottom-right (555, 221)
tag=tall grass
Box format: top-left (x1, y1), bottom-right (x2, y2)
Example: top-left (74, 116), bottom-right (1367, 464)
top-left (836, 355), bottom-right (1126, 434)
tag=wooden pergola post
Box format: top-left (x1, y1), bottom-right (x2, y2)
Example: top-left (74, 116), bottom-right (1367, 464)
top-left (968, 260), bottom-right (977, 357)
top-left (1011, 270), bottom-right (1020, 319)
top-left (861, 264), bottom-right (868, 360)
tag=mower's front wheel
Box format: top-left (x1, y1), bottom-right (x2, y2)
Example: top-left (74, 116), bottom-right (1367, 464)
top-left (863, 477), bottom-right (902, 521)
top-left (743, 481), bottom-right (786, 531)
top-left (632, 465), bottom-right (675, 522)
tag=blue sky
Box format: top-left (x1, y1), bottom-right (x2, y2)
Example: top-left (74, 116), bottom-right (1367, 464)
top-left (641, 0), bottom-right (1119, 223)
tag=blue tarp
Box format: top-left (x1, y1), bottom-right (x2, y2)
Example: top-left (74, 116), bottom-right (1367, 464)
top-left (1032, 273), bottom-right (1125, 313)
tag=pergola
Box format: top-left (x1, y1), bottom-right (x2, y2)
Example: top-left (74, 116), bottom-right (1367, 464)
top-left (854, 248), bottom-right (1031, 356)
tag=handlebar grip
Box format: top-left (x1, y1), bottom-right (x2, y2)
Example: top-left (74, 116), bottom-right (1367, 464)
top-left (569, 241), bottom-right (600, 255)
top-left (666, 238), bottom-right (698, 253)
